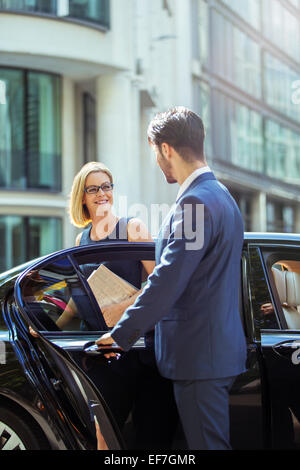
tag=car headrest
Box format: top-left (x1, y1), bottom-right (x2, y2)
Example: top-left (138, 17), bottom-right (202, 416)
top-left (272, 268), bottom-right (300, 307)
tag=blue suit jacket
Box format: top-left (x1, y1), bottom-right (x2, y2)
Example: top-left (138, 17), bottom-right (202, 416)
top-left (111, 173), bottom-right (247, 380)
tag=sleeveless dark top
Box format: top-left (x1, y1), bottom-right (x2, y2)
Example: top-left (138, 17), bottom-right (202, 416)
top-left (79, 217), bottom-right (142, 290)
top-left (79, 217), bottom-right (154, 350)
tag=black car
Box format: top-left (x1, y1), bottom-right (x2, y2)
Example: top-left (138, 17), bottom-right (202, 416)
top-left (1, 233), bottom-right (300, 450)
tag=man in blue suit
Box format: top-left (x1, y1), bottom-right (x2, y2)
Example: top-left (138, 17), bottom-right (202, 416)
top-left (96, 107), bottom-right (247, 450)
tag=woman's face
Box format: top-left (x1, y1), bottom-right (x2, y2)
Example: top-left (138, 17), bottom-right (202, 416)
top-left (82, 171), bottom-right (114, 219)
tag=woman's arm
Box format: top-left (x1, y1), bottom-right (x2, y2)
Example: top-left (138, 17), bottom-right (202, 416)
top-left (127, 218), bottom-right (155, 275)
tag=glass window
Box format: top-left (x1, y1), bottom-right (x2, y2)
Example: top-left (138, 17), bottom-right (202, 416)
top-left (19, 248), bottom-right (147, 332)
top-left (211, 11), bottom-right (261, 99)
top-left (68, 0), bottom-right (110, 26)
top-left (20, 257), bottom-right (102, 332)
top-left (265, 119), bottom-right (300, 181)
top-left (0, 215), bottom-right (62, 272)
top-left (248, 246), bottom-right (280, 333)
top-left (193, 81), bottom-right (212, 158)
top-left (215, 91), bottom-right (264, 173)
top-left (83, 92), bottom-right (97, 163)
top-left (0, 0), bottom-right (110, 27)
top-left (262, 0), bottom-right (300, 62)
top-left (233, 27), bottom-right (261, 98)
top-left (0, 68), bottom-right (61, 191)
top-left (197, 0), bottom-right (209, 67)
top-left (0, 69), bottom-right (25, 189)
top-left (221, 0), bottom-right (261, 30)
top-left (263, 249), bottom-right (300, 330)
top-left (0, 0), bottom-right (56, 14)
top-left (264, 52), bottom-right (300, 123)
top-left (27, 71), bottom-right (61, 190)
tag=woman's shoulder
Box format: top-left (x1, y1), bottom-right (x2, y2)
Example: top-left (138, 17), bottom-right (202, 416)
top-left (75, 224), bottom-right (91, 246)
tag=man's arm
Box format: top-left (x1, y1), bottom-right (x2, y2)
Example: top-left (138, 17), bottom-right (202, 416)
top-left (97, 197), bottom-right (212, 350)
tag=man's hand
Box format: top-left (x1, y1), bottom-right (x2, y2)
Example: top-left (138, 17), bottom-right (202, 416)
top-left (95, 332), bottom-right (120, 359)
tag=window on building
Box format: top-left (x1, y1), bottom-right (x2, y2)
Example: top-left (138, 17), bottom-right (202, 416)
top-left (0, 0), bottom-right (110, 27)
top-left (264, 52), bottom-right (300, 123)
top-left (0, 68), bottom-right (61, 191)
top-left (83, 92), bottom-right (97, 163)
top-left (221, 0), bottom-right (261, 30)
top-left (211, 10), bottom-right (261, 99)
top-left (265, 120), bottom-right (300, 181)
top-left (193, 81), bottom-right (212, 158)
top-left (0, 216), bottom-right (62, 272)
top-left (67, 0), bottom-right (110, 26)
top-left (267, 201), bottom-right (296, 233)
top-left (214, 90), bottom-right (264, 173)
top-left (0, 0), bottom-right (56, 14)
top-left (262, 0), bottom-right (300, 62)
top-left (197, 0), bottom-right (209, 67)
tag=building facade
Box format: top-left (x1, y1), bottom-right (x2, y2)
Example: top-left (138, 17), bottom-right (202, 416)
top-left (0, 0), bottom-right (180, 272)
top-left (192, 0), bottom-right (300, 232)
top-left (0, 0), bottom-right (299, 272)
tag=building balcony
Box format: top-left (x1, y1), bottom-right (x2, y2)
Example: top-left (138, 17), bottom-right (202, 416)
top-left (0, 0), bottom-right (110, 29)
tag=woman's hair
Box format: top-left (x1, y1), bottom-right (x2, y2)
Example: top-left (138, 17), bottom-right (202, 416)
top-left (69, 161), bottom-right (113, 228)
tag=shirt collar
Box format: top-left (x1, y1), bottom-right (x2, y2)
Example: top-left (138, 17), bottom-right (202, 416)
top-left (176, 166), bottom-right (212, 202)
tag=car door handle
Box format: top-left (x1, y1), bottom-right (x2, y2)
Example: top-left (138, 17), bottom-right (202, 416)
top-left (83, 341), bottom-right (123, 356)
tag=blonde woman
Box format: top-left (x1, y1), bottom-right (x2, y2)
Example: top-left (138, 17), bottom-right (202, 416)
top-left (58, 161), bottom-right (155, 329)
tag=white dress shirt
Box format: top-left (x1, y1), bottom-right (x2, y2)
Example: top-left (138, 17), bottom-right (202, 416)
top-left (176, 166), bottom-right (212, 202)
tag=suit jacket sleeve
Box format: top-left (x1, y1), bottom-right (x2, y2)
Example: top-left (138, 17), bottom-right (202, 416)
top-left (110, 196), bottom-right (213, 351)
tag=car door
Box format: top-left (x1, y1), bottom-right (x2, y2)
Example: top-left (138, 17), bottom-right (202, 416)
top-left (14, 241), bottom-right (172, 450)
top-left (249, 242), bottom-right (300, 449)
top-left (228, 246), bottom-right (268, 450)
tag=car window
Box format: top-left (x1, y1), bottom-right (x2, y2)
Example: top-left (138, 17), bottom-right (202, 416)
top-left (19, 246), bottom-right (154, 333)
top-left (248, 246), bottom-right (280, 334)
top-left (262, 248), bottom-right (300, 331)
top-left (20, 255), bottom-right (106, 332)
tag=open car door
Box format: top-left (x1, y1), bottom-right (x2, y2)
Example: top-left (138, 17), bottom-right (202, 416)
top-left (14, 242), bottom-right (165, 450)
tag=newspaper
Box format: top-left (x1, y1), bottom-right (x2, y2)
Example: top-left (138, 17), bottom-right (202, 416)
top-left (87, 264), bottom-right (138, 310)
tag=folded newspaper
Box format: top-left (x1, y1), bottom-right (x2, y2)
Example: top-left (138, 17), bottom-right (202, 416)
top-left (87, 264), bottom-right (138, 310)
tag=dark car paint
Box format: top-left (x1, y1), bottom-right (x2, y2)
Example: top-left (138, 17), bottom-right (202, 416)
top-left (0, 233), bottom-right (300, 450)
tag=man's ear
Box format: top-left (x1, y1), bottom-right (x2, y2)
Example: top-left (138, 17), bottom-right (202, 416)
top-left (161, 142), bottom-right (173, 160)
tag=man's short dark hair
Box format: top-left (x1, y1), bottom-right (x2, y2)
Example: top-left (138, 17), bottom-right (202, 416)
top-left (147, 106), bottom-right (205, 162)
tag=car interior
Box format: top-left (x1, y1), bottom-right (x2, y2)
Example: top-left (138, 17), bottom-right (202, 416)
top-left (272, 260), bottom-right (300, 330)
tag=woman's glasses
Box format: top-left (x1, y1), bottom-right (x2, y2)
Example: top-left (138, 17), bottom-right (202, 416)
top-left (84, 183), bottom-right (114, 195)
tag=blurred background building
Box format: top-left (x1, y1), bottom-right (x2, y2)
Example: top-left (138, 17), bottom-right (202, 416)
top-left (0, 0), bottom-right (299, 271)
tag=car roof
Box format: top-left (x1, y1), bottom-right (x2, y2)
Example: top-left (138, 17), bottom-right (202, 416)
top-left (1, 233), bottom-right (299, 282)
top-left (244, 232), bottom-right (300, 244)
